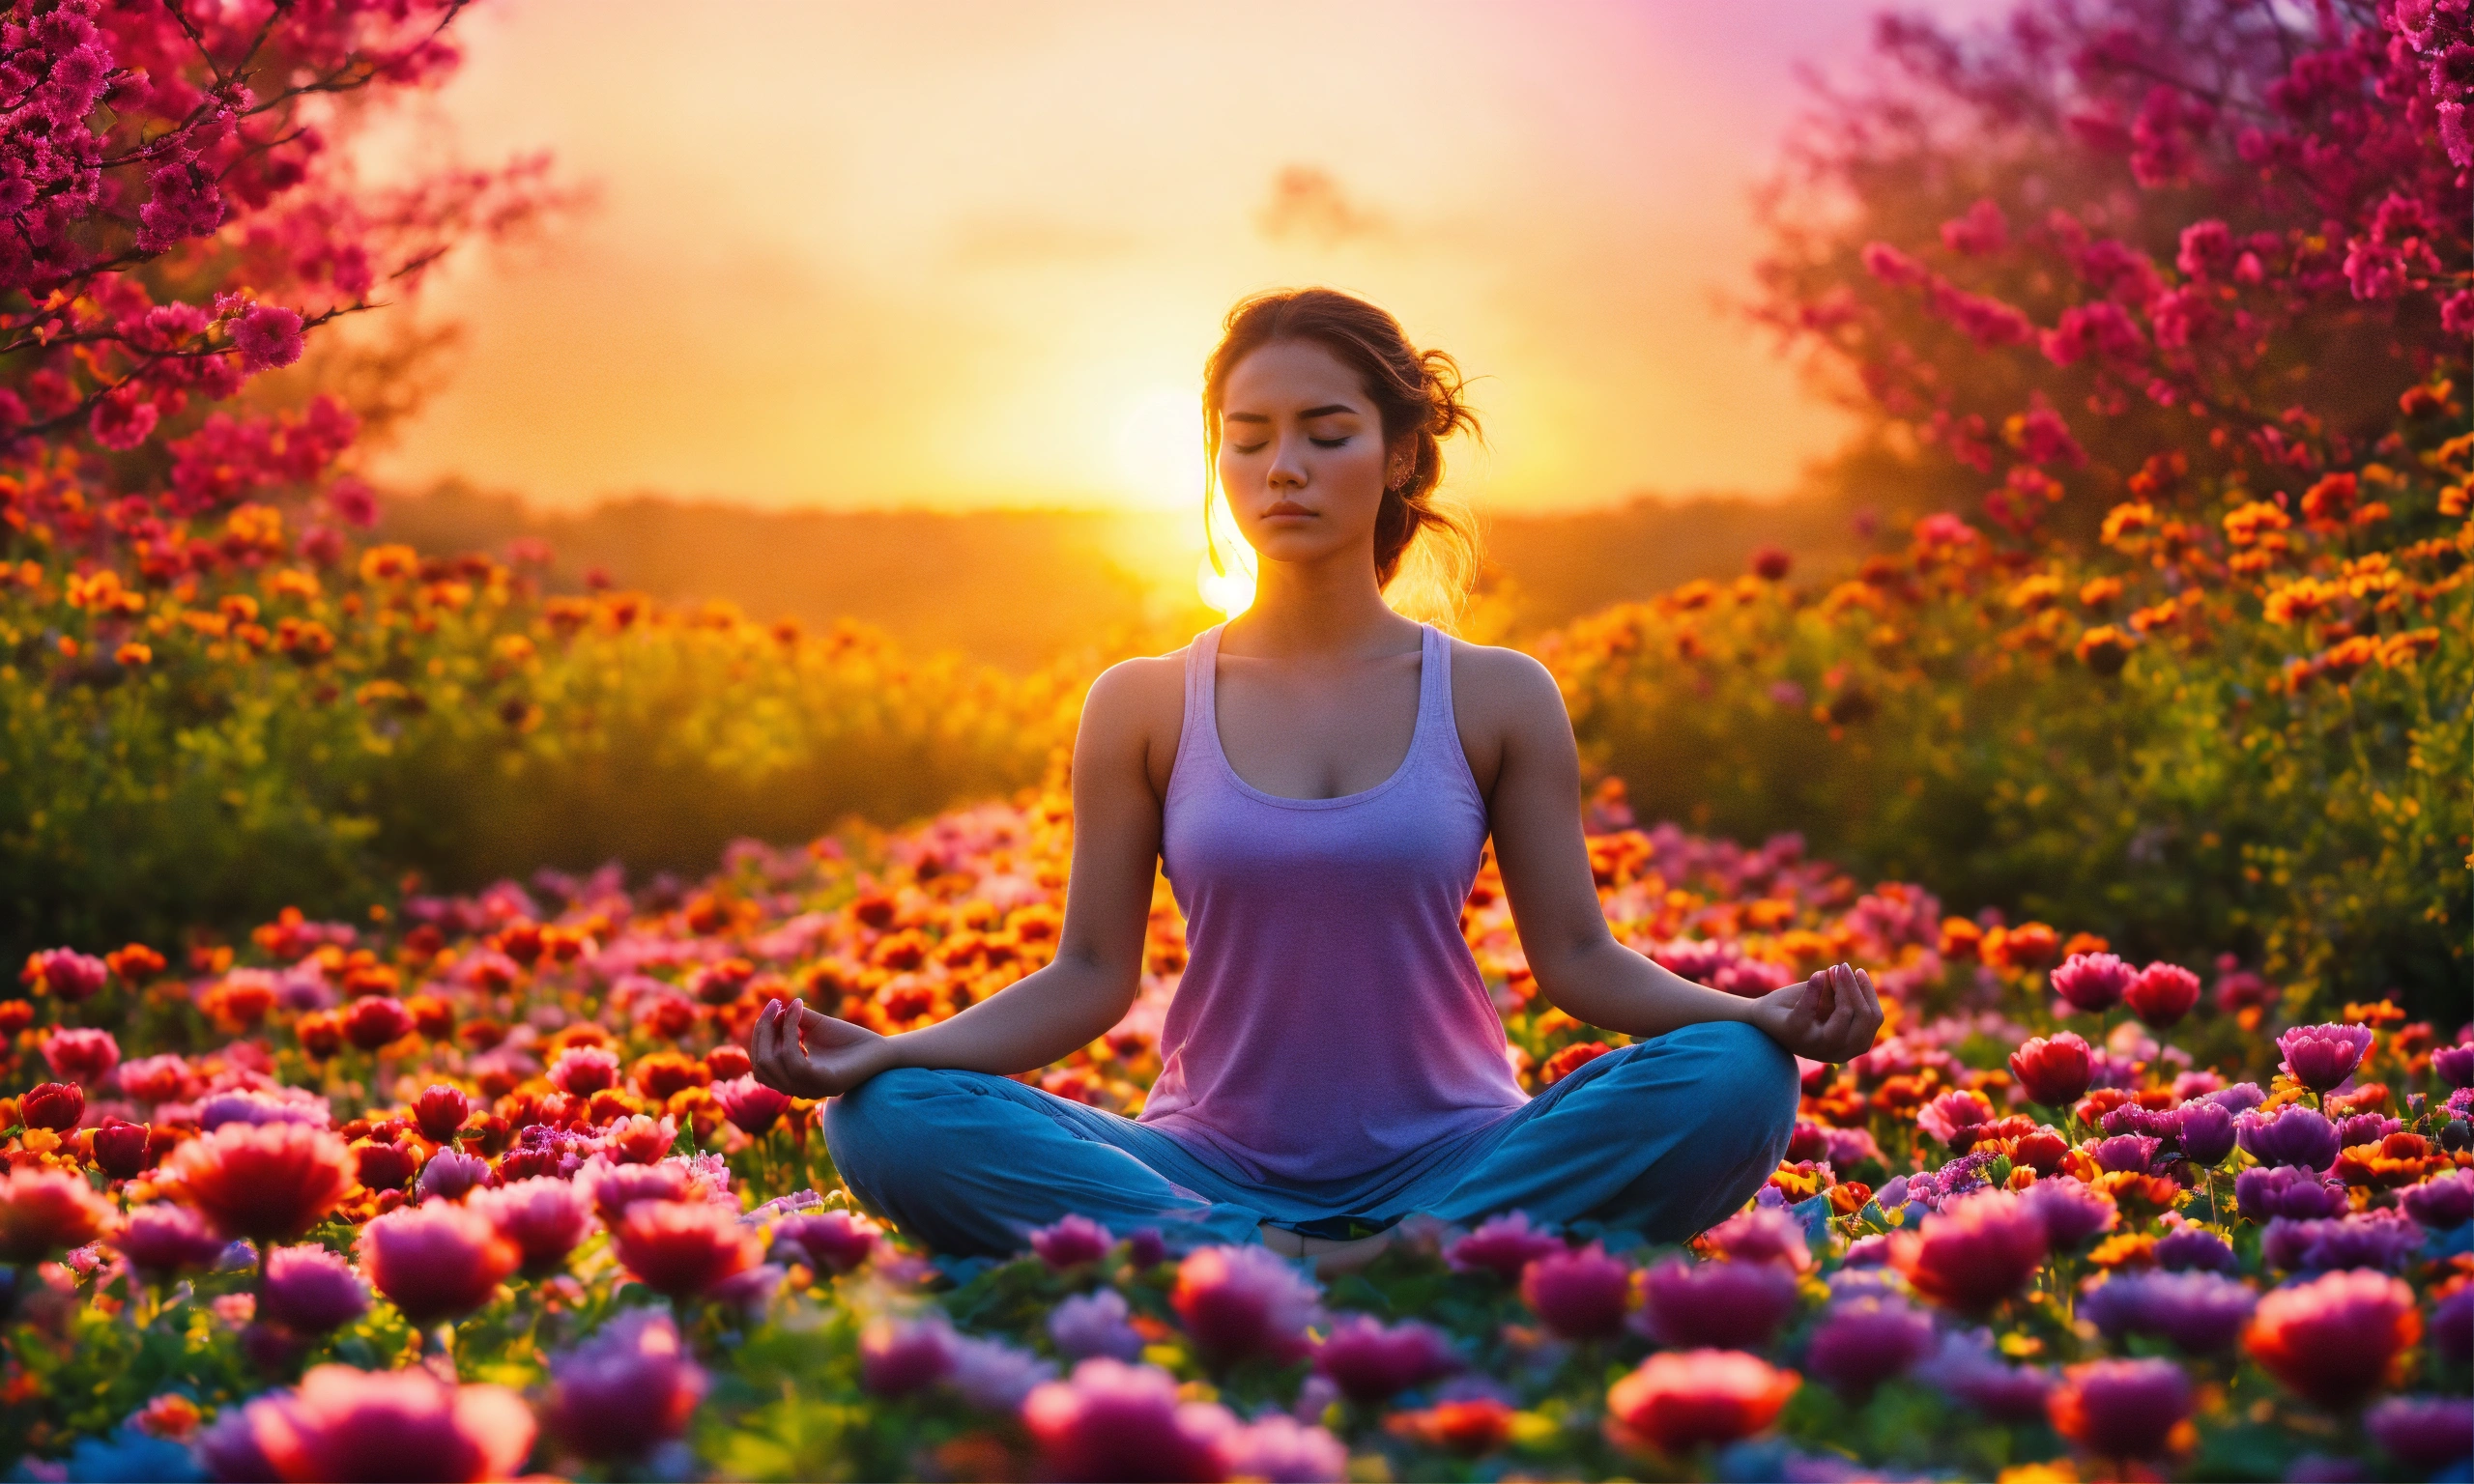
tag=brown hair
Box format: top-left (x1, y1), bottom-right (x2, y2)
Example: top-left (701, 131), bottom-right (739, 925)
top-left (1201, 287), bottom-right (1483, 597)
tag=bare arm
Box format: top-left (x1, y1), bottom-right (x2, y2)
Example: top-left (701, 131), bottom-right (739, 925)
top-left (1476, 649), bottom-right (1883, 1062)
top-left (748, 657), bottom-right (1170, 1097)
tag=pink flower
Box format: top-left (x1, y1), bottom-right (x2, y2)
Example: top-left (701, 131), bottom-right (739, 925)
top-left (165, 1122), bottom-right (355, 1243)
top-left (2009, 1032), bottom-right (2094, 1106)
top-left (546, 1045), bottom-right (620, 1099)
top-left (2050, 952), bottom-right (2134, 1013)
top-left (355, 1203), bottom-right (519, 1326)
top-left (1803, 1297), bottom-right (1937, 1400)
top-left (1050, 1288), bottom-right (1147, 1362)
top-left (245, 1364), bottom-right (534, 1483)
top-left (1170, 1244), bottom-right (1320, 1365)
top-left (1915, 1088), bottom-right (1997, 1149)
top-left (1604, 1350), bottom-right (1798, 1456)
top-left (42, 1026), bottom-right (118, 1086)
top-left (0, 1166), bottom-right (116, 1264)
top-left (231, 303), bottom-right (303, 373)
top-left (711, 1074), bottom-right (790, 1136)
top-left (2276, 1023), bottom-right (2374, 1092)
top-left (546, 1310), bottom-right (707, 1463)
top-left (115, 1054), bottom-right (191, 1104)
top-left (609, 1198), bottom-right (761, 1300)
top-left (1444, 1211), bottom-right (1564, 1278)
top-left (1634, 1255), bottom-right (1799, 1349)
top-left (859, 1313), bottom-right (960, 1397)
top-left (259, 1244), bottom-right (370, 1334)
top-left (768, 1209), bottom-right (882, 1274)
top-left (1702, 1207), bottom-right (1816, 1272)
top-left (417, 1151), bottom-right (493, 1203)
top-left (2047, 1358), bottom-right (2192, 1459)
top-left (22, 948), bottom-right (107, 1002)
top-left (2245, 1269), bottom-right (2421, 1409)
top-left (469, 1177), bottom-right (595, 1276)
top-left (2434, 1042), bottom-right (2474, 1090)
top-left (111, 1203), bottom-right (228, 1280)
top-left (1889, 1189), bottom-right (2049, 1313)
top-left (2123, 962), bottom-right (2201, 1028)
top-left (1311, 1314), bottom-right (1461, 1404)
top-left (1520, 1241), bottom-right (1635, 1342)
top-left (2090, 1134), bottom-right (2161, 1174)
top-left (1219, 1414), bottom-right (1348, 1483)
top-left (1021, 1357), bottom-right (1235, 1484)
top-left (1029, 1213), bottom-right (1112, 1270)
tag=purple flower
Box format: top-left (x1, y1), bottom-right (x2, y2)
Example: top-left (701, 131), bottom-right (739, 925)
top-left (2081, 1270), bottom-right (2256, 1354)
top-left (2101, 1104), bottom-right (2183, 1140)
top-left (1443, 1211), bottom-right (1565, 1278)
top-left (110, 1203), bottom-right (228, 1280)
top-left (2194, 1081), bottom-right (2266, 1116)
top-left (258, 1244), bottom-right (370, 1334)
top-left (2276, 1024), bottom-right (2373, 1092)
top-left (2152, 1226), bottom-right (2237, 1274)
top-left (2235, 1104), bottom-right (2340, 1171)
top-left (1049, 1289), bottom-right (1145, 1363)
top-left (2433, 1042), bottom-right (2474, 1091)
top-left (2402, 1169), bottom-right (2473, 1230)
top-left (546, 1309), bottom-right (707, 1463)
top-left (769, 1210), bottom-right (883, 1274)
top-left (1803, 1297), bottom-right (1937, 1400)
top-left (859, 1314), bottom-right (959, 1397)
top-left (2260, 1213), bottom-right (2424, 1274)
top-left (2019, 1178), bottom-right (2118, 1250)
top-left (417, 1150), bottom-right (492, 1203)
top-left (2234, 1165), bottom-right (2349, 1222)
top-left (2050, 952), bottom-right (2135, 1013)
top-left (1171, 1245), bottom-right (1322, 1365)
top-left (1311, 1314), bottom-right (1461, 1405)
top-left (1029, 1213), bottom-right (1112, 1270)
top-left (2049, 1358), bottom-right (2193, 1460)
top-left (2335, 1113), bottom-right (2402, 1148)
top-left (2366, 1395), bottom-right (2474, 1472)
top-left (1021, 1358), bottom-right (1234, 1484)
top-left (949, 1332), bottom-right (1058, 1413)
top-left (1218, 1415), bottom-right (1348, 1483)
top-left (196, 1087), bottom-right (332, 1130)
top-left (1634, 1255), bottom-right (1800, 1350)
top-left (2435, 1285), bottom-right (2474, 1365)
top-left (2090, 1134), bottom-right (2162, 1174)
top-left (1127, 1228), bottom-right (1168, 1270)
top-left (1914, 1331), bottom-right (2051, 1422)
top-left (2175, 1102), bottom-right (2238, 1166)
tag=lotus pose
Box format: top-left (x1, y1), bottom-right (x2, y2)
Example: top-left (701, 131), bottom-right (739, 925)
top-left (751, 287), bottom-right (1883, 1272)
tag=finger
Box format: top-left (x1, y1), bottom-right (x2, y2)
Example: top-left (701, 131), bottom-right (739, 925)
top-left (1853, 966), bottom-right (1882, 1025)
top-left (751, 999), bottom-right (778, 1070)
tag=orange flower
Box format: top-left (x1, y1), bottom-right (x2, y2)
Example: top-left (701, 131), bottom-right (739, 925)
top-left (1604, 1350), bottom-right (1798, 1456)
top-left (1386, 1398), bottom-right (1514, 1457)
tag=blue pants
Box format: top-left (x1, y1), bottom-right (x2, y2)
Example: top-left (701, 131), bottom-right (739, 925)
top-left (822, 1020), bottom-right (1799, 1259)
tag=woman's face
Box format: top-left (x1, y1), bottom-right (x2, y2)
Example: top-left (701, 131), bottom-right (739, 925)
top-left (1216, 338), bottom-right (1410, 572)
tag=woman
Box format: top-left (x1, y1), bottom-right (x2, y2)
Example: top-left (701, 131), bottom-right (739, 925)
top-left (750, 287), bottom-right (1882, 1274)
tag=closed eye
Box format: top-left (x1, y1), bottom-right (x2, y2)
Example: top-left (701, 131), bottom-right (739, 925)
top-left (1229, 438), bottom-right (1351, 454)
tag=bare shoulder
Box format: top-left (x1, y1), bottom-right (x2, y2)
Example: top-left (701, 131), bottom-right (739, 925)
top-left (1443, 636), bottom-right (1565, 730)
top-left (1078, 646), bottom-right (1188, 795)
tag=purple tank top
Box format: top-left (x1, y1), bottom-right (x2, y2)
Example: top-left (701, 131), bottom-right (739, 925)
top-left (1136, 621), bottom-right (1530, 1184)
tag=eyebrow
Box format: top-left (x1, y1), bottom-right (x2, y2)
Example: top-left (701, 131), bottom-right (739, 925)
top-left (1222, 404), bottom-right (1362, 423)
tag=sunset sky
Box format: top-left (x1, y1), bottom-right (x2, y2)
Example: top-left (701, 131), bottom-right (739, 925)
top-left (360, 0), bottom-right (2003, 519)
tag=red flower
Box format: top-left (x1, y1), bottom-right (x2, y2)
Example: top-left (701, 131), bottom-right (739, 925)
top-left (2048, 1358), bottom-right (2192, 1458)
top-left (0, 1166), bottom-right (116, 1264)
top-left (20, 1080), bottom-right (84, 1131)
top-left (341, 995), bottom-right (417, 1052)
top-left (1889, 1189), bottom-right (2049, 1313)
top-left (2123, 962), bottom-right (2201, 1028)
top-left (1170, 1243), bottom-right (1320, 1365)
top-left (165, 1123), bottom-right (356, 1243)
top-left (2009, 1033), bottom-right (2094, 1107)
top-left (356, 1203), bottom-right (519, 1326)
top-left (547, 1046), bottom-right (620, 1098)
top-left (42, 1026), bottom-right (119, 1085)
top-left (245, 1364), bottom-right (533, 1483)
top-left (414, 1084), bottom-right (471, 1143)
top-left (2245, 1269), bottom-right (2421, 1409)
top-left (608, 1198), bottom-right (761, 1300)
top-left (91, 1118), bottom-right (155, 1180)
top-left (1605, 1349), bottom-right (1798, 1455)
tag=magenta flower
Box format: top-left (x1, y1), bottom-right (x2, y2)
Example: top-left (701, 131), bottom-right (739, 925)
top-left (2025, 1177), bottom-right (2121, 1253)
top-left (2366, 1396), bottom-right (2474, 1472)
top-left (1028, 1213), bottom-right (1112, 1270)
top-left (1049, 1288), bottom-right (1146, 1363)
top-left (245, 1363), bottom-right (534, 1482)
top-left (2122, 961), bottom-right (2201, 1028)
top-left (1889, 1189), bottom-right (2049, 1313)
top-left (1634, 1255), bottom-right (1799, 1349)
top-left (259, 1244), bottom-right (370, 1334)
top-left (355, 1203), bottom-right (519, 1326)
top-left (2235, 1104), bottom-right (2340, 1171)
top-left (2175, 1101), bottom-right (2238, 1166)
top-left (469, 1176), bottom-right (595, 1277)
top-left (110, 1203), bottom-right (227, 1281)
top-left (1702, 1206), bottom-right (1818, 1272)
top-left (859, 1313), bottom-right (960, 1397)
top-left (2246, 1269), bottom-right (2421, 1409)
top-left (1219, 1414), bottom-right (1348, 1483)
top-left (1311, 1314), bottom-right (1461, 1405)
top-left (1915, 1089), bottom-right (1996, 1150)
top-left (42, 1026), bottom-right (118, 1086)
top-left (2089, 1134), bottom-right (2161, 1174)
top-left (1443, 1211), bottom-right (1565, 1278)
top-left (2276, 1023), bottom-right (2374, 1092)
top-left (547, 1310), bottom-right (707, 1463)
top-left (2433, 1042), bottom-right (2474, 1090)
top-left (1915, 1332), bottom-right (2051, 1422)
top-left (1021, 1358), bottom-right (1235, 1484)
top-left (2050, 952), bottom-right (2135, 1013)
top-left (2234, 1165), bottom-right (2348, 1222)
top-left (2081, 1270), bottom-right (2256, 1354)
top-left (1170, 1244), bottom-right (1320, 1365)
top-left (413, 1084), bottom-right (471, 1143)
top-left (712, 1074), bottom-right (791, 1136)
top-left (23, 948), bottom-right (107, 1002)
top-left (2402, 1169), bottom-right (2474, 1229)
top-left (1519, 1241), bottom-right (1634, 1342)
top-left (1803, 1297), bottom-right (1937, 1400)
top-left (545, 1045), bottom-right (620, 1099)
top-left (769, 1210), bottom-right (883, 1274)
top-left (2048, 1358), bottom-right (2192, 1459)
top-left (417, 1151), bottom-right (492, 1204)
top-left (231, 302), bottom-right (304, 372)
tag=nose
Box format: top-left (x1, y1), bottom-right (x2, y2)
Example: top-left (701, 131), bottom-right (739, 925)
top-left (1265, 431), bottom-right (1309, 490)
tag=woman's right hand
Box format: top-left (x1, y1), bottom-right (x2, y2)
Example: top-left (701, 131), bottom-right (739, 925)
top-left (749, 997), bottom-right (892, 1099)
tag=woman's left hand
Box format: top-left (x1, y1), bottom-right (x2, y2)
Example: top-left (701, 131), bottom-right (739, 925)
top-left (1749, 962), bottom-right (1883, 1065)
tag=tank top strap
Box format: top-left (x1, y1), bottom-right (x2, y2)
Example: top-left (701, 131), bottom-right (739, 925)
top-left (1173, 623), bottom-right (1225, 794)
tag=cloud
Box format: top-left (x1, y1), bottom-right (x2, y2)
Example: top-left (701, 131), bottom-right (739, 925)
top-left (1253, 165), bottom-right (1390, 247)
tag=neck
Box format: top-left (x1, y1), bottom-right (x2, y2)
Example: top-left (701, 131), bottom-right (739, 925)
top-left (1226, 547), bottom-right (1415, 657)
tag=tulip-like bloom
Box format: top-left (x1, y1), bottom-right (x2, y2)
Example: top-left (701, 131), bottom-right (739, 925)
top-left (2089, 1134), bottom-right (2161, 1174)
top-left (356, 1203), bottom-right (519, 1326)
top-left (712, 1074), bottom-right (791, 1136)
top-left (1029, 1213), bottom-right (1111, 1270)
top-left (1890, 1189), bottom-right (2049, 1313)
top-left (114, 1053), bottom-right (191, 1105)
top-left (2047, 1358), bottom-right (2192, 1459)
top-left (1634, 1255), bottom-right (1799, 1350)
top-left (1443, 1210), bottom-right (1565, 1278)
top-left (546, 1045), bottom-right (620, 1098)
top-left (1171, 1243), bottom-right (1320, 1365)
top-left (352, 1138), bottom-right (418, 1193)
top-left (2334, 1112), bottom-right (2402, 1148)
top-left (859, 1313), bottom-right (960, 1397)
top-left (341, 994), bottom-right (417, 1052)
top-left (1702, 1206), bottom-right (1818, 1272)
top-left (1802, 1297), bottom-right (1936, 1400)
top-left (2260, 1213), bottom-right (2424, 1275)
top-left (2176, 1101), bottom-right (2237, 1166)
top-left (1219, 1414), bottom-right (1348, 1483)
top-left (2276, 1023), bottom-right (2373, 1092)
top-left (2018, 1178), bottom-right (2117, 1252)
top-left (769, 1209), bottom-right (881, 1274)
top-left (1604, 1350), bottom-right (1798, 1456)
top-left (2433, 1042), bottom-right (2474, 1090)
top-left (599, 1113), bottom-right (677, 1165)
top-left (0, 1165), bottom-right (117, 1264)
top-left (2235, 1104), bottom-right (2340, 1172)
top-left (2402, 1168), bottom-right (2474, 1229)
top-left (1050, 1288), bottom-right (1146, 1363)
top-left (583, 1157), bottom-right (705, 1221)
top-left (2122, 961), bottom-right (2201, 1028)
top-left (165, 1122), bottom-right (355, 1243)
top-left (24, 948), bottom-right (107, 1002)
top-left (2245, 1269), bottom-right (2421, 1409)
top-left (2193, 1081), bottom-right (2266, 1116)
top-left (547, 1310), bottom-right (707, 1463)
top-left (2151, 1226), bottom-right (2237, 1274)
top-left (245, 1363), bottom-right (535, 1483)
top-left (90, 1118), bottom-right (153, 1180)
top-left (2082, 1270), bottom-right (2256, 1354)
top-left (417, 1150), bottom-right (492, 1203)
top-left (111, 1202), bottom-right (228, 1280)
top-left (2366, 1395), bottom-right (2474, 1472)
top-left (1519, 1241), bottom-right (1634, 1342)
top-left (609, 1198), bottom-right (762, 1300)
top-left (1312, 1314), bottom-right (1461, 1405)
top-left (259, 1244), bottom-right (371, 1334)
top-left (2008, 1033), bottom-right (2094, 1107)
top-left (470, 1176), bottom-right (595, 1276)
top-left (2234, 1165), bottom-right (2348, 1222)
top-left (1021, 1357), bottom-right (1236, 1483)
top-left (20, 1080), bottom-right (84, 1131)
top-left (1915, 1331), bottom-right (2052, 1422)
top-left (413, 1084), bottom-right (471, 1143)
top-left (2050, 953), bottom-right (2135, 1013)
top-left (1915, 1089), bottom-right (1996, 1149)
top-left (43, 1026), bottom-right (119, 1085)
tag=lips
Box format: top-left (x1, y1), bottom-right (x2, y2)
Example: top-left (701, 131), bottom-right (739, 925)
top-left (1262, 502), bottom-right (1313, 518)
